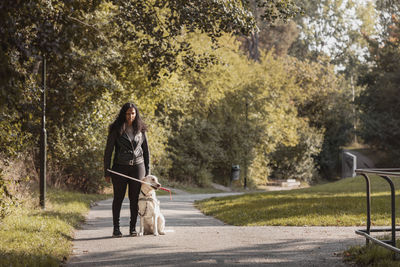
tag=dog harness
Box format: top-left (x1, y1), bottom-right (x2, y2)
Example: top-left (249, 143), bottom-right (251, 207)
top-left (138, 190), bottom-right (157, 217)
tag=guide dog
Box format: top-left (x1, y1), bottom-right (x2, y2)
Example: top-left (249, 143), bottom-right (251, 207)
top-left (138, 175), bottom-right (166, 236)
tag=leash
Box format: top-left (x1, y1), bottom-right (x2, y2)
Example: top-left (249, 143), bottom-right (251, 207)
top-left (107, 169), bottom-right (172, 200)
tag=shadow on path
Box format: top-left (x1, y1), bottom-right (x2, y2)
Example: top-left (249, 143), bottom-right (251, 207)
top-left (68, 236), bottom-right (358, 266)
top-left (67, 193), bottom-right (363, 266)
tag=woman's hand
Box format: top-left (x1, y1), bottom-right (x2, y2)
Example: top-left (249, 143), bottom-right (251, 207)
top-left (105, 176), bottom-right (111, 183)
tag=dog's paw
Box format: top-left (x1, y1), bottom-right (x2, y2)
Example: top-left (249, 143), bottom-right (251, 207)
top-left (153, 232), bottom-right (159, 236)
top-left (159, 231), bottom-right (166, 235)
top-left (138, 232), bottom-right (143, 237)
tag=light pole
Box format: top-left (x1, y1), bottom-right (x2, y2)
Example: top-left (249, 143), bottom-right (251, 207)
top-left (244, 96), bottom-right (248, 189)
top-left (351, 75), bottom-right (357, 144)
top-left (40, 55), bottom-right (47, 209)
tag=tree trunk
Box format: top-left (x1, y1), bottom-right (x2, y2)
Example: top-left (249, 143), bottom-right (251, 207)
top-left (247, 31), bottom-right (260, 62)
top-left (246, 0), bottom-right (260, 62)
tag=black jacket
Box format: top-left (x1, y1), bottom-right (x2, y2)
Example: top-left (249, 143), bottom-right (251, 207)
top-left (104, 129), bottom-right (150, 177)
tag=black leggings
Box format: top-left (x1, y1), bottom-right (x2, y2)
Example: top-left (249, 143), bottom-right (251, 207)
top-left (111, 163), bottom-right (145, 227)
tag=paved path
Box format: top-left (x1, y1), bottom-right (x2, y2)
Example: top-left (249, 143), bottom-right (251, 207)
top-left (67, 193), bottom-right (364, 266)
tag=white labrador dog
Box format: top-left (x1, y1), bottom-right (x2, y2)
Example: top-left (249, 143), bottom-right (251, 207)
top-left (138, 175), bottom-right (166, 236)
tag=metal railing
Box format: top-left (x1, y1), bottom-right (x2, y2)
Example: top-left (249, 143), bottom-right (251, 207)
top-left (355, 168), bottom-right (400, 257)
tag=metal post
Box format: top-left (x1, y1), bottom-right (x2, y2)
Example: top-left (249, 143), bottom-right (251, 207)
top-left (40, 56), bottom-right (47, 209)
top-left (381, 175), bottom-right (396, 248)
top-left (355, 169), bottom-right (400, 257)
top-left (361, 173), bottom-right (371, 245)
top-left (341, 151), bottom-right (345, 178)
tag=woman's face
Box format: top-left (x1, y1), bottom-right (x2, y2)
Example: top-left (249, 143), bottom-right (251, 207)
top-left (125, 107), bottom-right (136, 125)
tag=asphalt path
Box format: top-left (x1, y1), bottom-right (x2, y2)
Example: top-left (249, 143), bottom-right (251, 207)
top-left (67, 193), bottom-right (363, 266)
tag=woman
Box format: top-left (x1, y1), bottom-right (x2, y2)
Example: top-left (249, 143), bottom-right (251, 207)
top-left (104, 102), bottom-right (150, 237)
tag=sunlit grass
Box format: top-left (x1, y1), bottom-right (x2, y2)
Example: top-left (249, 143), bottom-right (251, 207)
top-left (197, 175), bottom-right (400, 265)
top-left (344, 236), bottom-right (400, 267)
top-left (0, 189), bottom-right (110, 266)
top-left (196, 175), bottom-right (400, 226)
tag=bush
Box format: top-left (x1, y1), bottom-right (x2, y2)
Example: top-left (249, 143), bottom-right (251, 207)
top-left (269, 124), bottom-right (323, 183)
top-left (168, 118), bottom-right (222, 187)
top-left (0, 153), bottom-right (38, 219)
top-left (0, 168), bottom-right (14, 219)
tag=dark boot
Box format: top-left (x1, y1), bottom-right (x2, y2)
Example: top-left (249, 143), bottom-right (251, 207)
top-left (112, 226), bottom-right (122, 237)
top-left (129, 222), bottom-right (137, 236)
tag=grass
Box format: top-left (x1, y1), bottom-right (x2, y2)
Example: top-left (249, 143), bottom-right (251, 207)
top-left (196, 175), bottom-right (400, 226)
top-left (0, 188), bottom-right (110, 267)
top-left (344, 237), bottom-right (400, 266)
top-left (196, 175), bottom-right (400, 266)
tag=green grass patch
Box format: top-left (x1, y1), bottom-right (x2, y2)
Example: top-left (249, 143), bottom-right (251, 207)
top-left (196, 175), bottom-right (400, 226)
top-left (0, 188), bottom-right (110, 266)
top-left (345, 237), bottom-right (400, 266)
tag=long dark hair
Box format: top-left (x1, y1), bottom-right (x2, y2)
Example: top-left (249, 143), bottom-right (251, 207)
top-left (109, 102), bottom-right (147, 135)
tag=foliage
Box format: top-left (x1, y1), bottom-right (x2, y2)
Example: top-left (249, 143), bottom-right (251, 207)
top-left (238, 0), bottom-right (301, 60)
top-left (0, 168), bottom-right (15, 219)
top-left (196, 175), bottom-right (400, 226)
top-left (357, 10), bottom-right (400, 167)
top-left (0, 153), bottom-right (39, 219)
top-left (162, 37), bottom-right (336, 185)
top-left (112, 0), bottom-right (256, 80)
top-left (290, 0), bottom-right (376, 69)
top-left (269, 122), bottom-right (322, 183)
top-left (0, 107), bottom-right (35, 157)
top-left (238, 0), bottom-right (358, 180)
top-left (0, 0), bottom-right (273, 192)
top-left (168, 118), bottom-right (222, 186)
top-left (287, 57), bottom-right (354, 178)
top-left (345, 240), bottom-right (400, 267)
top-left (286, 1), bottom-right (374, 163)
top-left (255, 20), bottom-right (300, 57)
top-left (0, 188), bottom-right (109, 267)
top-left (1, 0), bottom-right (356, 192)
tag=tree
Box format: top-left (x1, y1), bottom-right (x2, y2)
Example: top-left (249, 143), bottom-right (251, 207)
top-left (289, 0), bottom-right (376, 87)
top-left (287, 57), bottom-right (353, 178)
top-left (162, 35), bottom-right (325, 186)
top-left (240, 0), bottom-right (301, 61)
top-left (1, 0), bottom-right (302, 191)
top-left (357, 9), bottom-right (400, 166)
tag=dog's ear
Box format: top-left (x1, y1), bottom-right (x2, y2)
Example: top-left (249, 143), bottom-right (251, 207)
top-left (140, 183), bottom-right (152, 195)
top-left (146, 175), bottom-right (160, 183)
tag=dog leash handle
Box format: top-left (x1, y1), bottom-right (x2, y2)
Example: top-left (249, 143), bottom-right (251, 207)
top-left (160, 187), bottom-right (172, 200)
top-left (108, 169), bottom-right (172, 200)
top-left (107, 169), bottom-right (153, 186)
